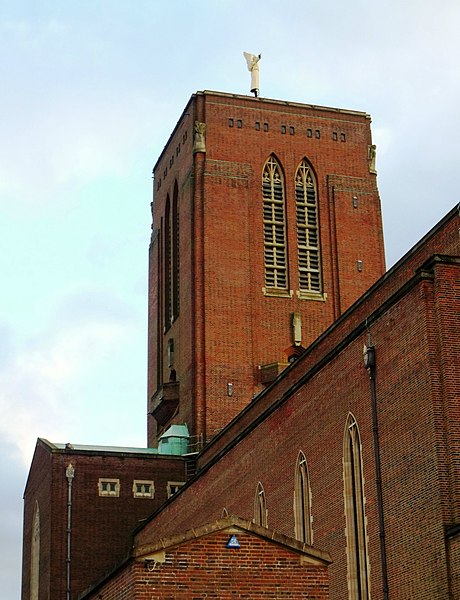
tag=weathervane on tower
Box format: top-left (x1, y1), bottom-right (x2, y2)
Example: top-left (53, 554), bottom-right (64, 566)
top-left (243, 52), bottom-right (261, 97)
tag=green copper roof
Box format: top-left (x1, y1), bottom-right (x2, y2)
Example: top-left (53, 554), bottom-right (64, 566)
top-left (158, 424), bottom-right (189, 439)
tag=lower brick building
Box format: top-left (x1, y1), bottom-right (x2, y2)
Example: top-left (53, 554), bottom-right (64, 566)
top-left (22, 438), bottom-right (187, 600)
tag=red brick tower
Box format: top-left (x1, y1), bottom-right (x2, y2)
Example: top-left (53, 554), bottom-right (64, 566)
top-left (147, 91), bottom-right (385, 446)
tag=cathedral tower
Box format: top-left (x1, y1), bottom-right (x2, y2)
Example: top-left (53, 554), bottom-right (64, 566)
top-left (148, 91), bottom-right (385, 446)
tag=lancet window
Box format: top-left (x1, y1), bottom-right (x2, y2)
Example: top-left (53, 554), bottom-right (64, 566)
top-left (164, 195), bottom-right (172, 329)
top-left (172, 181), bottom-right (180, 319)
top-left (254, 482), bottom-right (268, 527)
top-left (295, 159), bottom-right (321, 293)
top-left (164, 182), bottom-right (180, 329)
top-left (294, 451), bottom-right (313, 544)
top-left (343, 414), bottom-right (371, 600)
top-left (30, 501), bottom-right (40, 600)
top-left (262, 156), bottom-right (288, 290)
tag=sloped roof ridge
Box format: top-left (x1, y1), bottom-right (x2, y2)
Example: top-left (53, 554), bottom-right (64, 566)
top-left (133, 514), bottom-right (331, 565)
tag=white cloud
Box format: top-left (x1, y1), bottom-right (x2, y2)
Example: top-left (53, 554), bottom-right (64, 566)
top-left (0, 17), bottom-right (68, 38)
top-left (0, 313), bottom-right (132, 466)
top-left (0, 95), bottom-right (155, 205)
top-left (0, 440), bottom-right (25, 599)
top-left (1, 4), bottom-right (459, 599)
top-left (372, 127), bottom-right (393, 157)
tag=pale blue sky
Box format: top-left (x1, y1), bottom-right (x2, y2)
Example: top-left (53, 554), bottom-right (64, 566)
top-left (2, 1), bottom-right (460, 597)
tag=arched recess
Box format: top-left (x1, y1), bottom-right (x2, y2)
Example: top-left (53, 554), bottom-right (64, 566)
top-left (30, 501), bottom-right (40, 600)
top-left (295, 158), bottom-right (322, 294)
top-left (343, 413), bottom-right (371, 600)
top-left (172, 181), bottom-right (180, 319)
top-left (164, 194), bottom-right (172, 329)
top-left (294, 451), bottom-right (313, 544)
top-left (253, 481), bottom-right (268, 527)
top-left (262, 155), bottom-right (288, 291)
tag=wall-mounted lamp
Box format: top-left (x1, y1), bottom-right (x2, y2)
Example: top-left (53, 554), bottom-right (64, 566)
top-left (227, 383), bottom-right (233, 397)
top-left (353, 195), bottom-right (358, 208)
top-left (363, 344), bottom-right (375, 370)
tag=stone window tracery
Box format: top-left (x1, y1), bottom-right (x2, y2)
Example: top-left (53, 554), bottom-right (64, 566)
top-left (254, 482), bottom-right (268, 527)
top-left (98, 478), bottom-right (120, 497)
top-left (262, 156), bottom-right (288, 291)
top-left (294, 451), bottom-right (313, 544)
top-left (295, 159), bottom-right (322, 295)
top-left (133, 480), bottom-right (154, 498)
top-left (343, 414), bottom-right (371, 600)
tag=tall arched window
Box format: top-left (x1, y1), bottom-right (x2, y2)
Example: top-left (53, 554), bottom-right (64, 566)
top-left (262, 155), bottom-right (288, 290)
top-left (30, 501), bottom-right (40, 600)
top-left (172, 181), bottom-right (180, 319)
top-left (343, 414), bottom-right (371, 600)
top-left (254, 482), bottom-right (268, 527)
top-left (294, 451), bottom-right (313, 544)
top-left (164, 195), bottom-right (172, 329)
top-left (295, 159), bottom-right (321, 294)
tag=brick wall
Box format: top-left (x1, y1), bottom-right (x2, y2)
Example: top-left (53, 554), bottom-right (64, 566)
top-left (137, 211), bottom-right (460, 599)
top-left (22, 441), bottom-right (186, 600)
top-left (22, 443), bottom-right (52, 600)
top-left (87, 525), bottom-right (330, 599)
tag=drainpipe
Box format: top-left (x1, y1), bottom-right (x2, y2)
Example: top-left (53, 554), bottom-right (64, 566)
top-left (363, 345), bottom-right (389, 600)
top-left (65, 463), bottom-right (75, 600)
